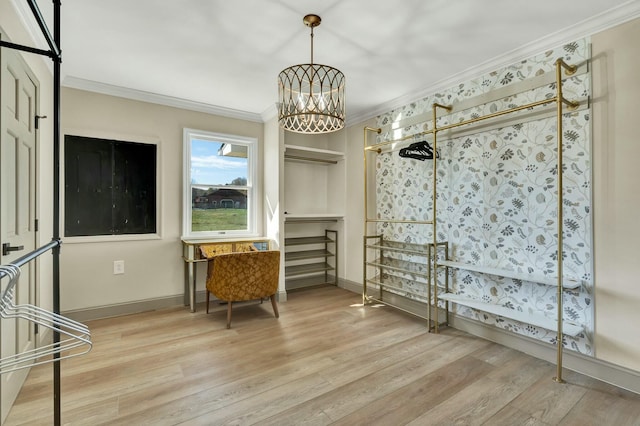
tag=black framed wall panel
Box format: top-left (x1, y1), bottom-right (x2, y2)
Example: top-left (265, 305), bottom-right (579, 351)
top-left (64, 135), bottom-right (157, 237)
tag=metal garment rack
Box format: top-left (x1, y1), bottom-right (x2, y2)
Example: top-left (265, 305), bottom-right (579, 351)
top-left (0, 1), bottom-right (73, 424)
top-left (363, 59), bottom-right (579, 383)
top-left (0, 243), bottom-right (91, 374)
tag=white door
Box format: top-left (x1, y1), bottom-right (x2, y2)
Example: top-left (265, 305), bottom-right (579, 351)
top-left (0, 44), bottom-right (39, 423)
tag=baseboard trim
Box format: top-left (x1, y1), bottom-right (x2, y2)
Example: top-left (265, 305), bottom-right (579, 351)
top-left (340, 279), bottom-right (640, 395)
top-left (64, 288), bottom-right (292, 323)
top-left (64, 295), bottom-right (187, 322)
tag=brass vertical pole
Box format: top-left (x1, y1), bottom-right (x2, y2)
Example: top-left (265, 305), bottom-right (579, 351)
top-left (363, 127), bottom-right (381, 305)
top-left (363, 128), bottom-right (369, 305)
top-left (553, 58), bottom-right (578, 383)
top-left (432, 105), bottom-right (438, 332)
top-left (554, 59), bottom-right (565, 383)
top-left (431, 103), bottom-right (452, 333)
top-left (427, 238), bottom-right (432, 328)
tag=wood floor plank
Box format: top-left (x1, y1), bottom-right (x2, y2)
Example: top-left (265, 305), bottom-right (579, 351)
top-left (483, 405), bottom-right (551, 426)
top-left (507, 374), bottom-right (589, 424)
top-left (406, 348), bottom-right (555, 425)
top-left (328, 355), bottom-right (496, 425)
top-left (4, 286), bottom-right (640, 426)
top-left (255, 338), bottom-right (492, 425)
top-left (559, 387), bottom-right (640, 425)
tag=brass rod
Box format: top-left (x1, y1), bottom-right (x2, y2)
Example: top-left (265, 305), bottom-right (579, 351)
top-left (363, 128), bottom-right (369, 305)
top-left (444, 243), bottom-right (449, 324)
top-left (558, 60), bottom-right (578, 75)
top-left (436, 98), bottom-right (557, 133)
top-left (363, 127), bottom-right (381, 305)
top-left (378, 235), bottom-right (384, 300)
top-left (561, 97), bottom-right (580, 109)
top-left (363, 146), bottom-right (383, 153)
top-left (427, 243), bottom-right (432, 330)
top-left (554, 58), bottom-right (566, 384)
top-left (368, 130), bottom-right (435, 151)
top-left (362, 236), bottom-right (368, 305)
top-left (432, 103), bottom-right (452, 333)
top-left (433, 103), bottom-right (438, 332)
top-left (368, 96), bottom-right (569, 151)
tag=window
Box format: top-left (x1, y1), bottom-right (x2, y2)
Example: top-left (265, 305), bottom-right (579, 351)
top-left (64, 135), bottom-right (157, 237)
top-left (183, 129), bottom-right (257, 238)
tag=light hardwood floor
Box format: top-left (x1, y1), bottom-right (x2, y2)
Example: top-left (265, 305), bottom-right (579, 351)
top-left (6, 286), bottom-right (640, 425)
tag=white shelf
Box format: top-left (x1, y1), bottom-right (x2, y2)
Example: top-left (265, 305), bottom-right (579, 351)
top-left (438, 260), bottom-right (582, 289)
top-left (438, 293), bottom-right (583, 337)
top-left (284, 144), bottom-right (344, 163)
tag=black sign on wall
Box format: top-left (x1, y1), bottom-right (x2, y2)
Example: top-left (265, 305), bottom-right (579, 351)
top-left (64, 135), bottom-right (157, 237)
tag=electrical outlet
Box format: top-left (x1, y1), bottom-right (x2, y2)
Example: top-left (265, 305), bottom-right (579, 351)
top-left (113, 260), bottom-right (125, 275)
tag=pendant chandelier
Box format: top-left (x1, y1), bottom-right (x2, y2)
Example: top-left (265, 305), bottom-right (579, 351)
top-left (278, 14), bottom-right (345, 134)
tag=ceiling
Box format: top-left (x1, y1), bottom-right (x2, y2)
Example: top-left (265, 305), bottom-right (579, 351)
top-left (20, 0), bottom-right (640, 123)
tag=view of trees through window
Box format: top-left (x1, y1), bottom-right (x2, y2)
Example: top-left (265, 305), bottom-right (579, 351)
top-left (189, 138), bottom-right (251, 233)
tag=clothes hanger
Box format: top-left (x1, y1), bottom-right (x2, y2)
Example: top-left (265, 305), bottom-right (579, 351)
top-left (0, 264), bottom-right (92, 374)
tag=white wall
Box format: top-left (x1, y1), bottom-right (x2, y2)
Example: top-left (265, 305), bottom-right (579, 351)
top-left (592, 17), bottom-right (640, 372)
top-left (60, 88), bottom-right (264, 311)
top-left (263, 115), bottom-right (284, 296)
top-left (342, 118), bottom-right (377, 284)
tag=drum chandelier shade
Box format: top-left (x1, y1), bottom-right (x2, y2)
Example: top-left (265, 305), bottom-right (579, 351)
top-left (278, 14), bottom-right (345, 134)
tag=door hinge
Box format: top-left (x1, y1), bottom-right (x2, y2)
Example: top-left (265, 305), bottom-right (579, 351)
top-left (34, 323), bottom-right (39, 335)
top-left (35, 218), bottom-right (39, 232)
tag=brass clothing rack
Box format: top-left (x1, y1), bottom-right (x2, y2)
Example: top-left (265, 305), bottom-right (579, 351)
top-left (363, 59), bottom-right (580, 382)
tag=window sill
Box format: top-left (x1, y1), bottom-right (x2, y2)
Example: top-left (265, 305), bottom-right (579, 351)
top-left (63, 233), bottom-right (162, 244)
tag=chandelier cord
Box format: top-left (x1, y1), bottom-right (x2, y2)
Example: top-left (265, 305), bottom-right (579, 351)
top-left (309, 25), bottom-right (315, 102)
top-left (310, 26), bottom-right (314, 66)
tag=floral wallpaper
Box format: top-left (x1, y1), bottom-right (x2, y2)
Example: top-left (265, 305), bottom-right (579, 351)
top-left (370, 39), bottom-right (593, 354)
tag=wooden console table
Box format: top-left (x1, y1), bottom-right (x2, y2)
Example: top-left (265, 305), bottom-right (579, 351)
top-left (181, 238), bottom-right (274, 312)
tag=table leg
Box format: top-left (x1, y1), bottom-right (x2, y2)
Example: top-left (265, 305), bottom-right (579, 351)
top-left (184, 261), bottom-right (196, 310)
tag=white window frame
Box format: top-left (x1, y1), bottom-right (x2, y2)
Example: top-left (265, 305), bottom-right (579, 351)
top-left (182, 128), bottom-right (258, 239)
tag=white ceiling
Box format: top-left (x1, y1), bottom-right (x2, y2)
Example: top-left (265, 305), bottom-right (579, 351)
top-left (18, 0), bottom-right (640, 123)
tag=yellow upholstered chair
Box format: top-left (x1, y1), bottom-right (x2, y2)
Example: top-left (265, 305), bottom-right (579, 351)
top-left (203, 250), bottom-right (280, 328)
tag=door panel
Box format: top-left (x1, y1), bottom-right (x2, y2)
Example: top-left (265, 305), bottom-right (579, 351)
top-left (1, 45), bottom-right (38, 424)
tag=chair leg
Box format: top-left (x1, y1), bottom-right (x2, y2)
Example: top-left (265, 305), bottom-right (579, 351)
top-left (226, 301), bottom-right (232, 329)
top-left (206, 290), bottom-right (210, 314)
top-left (270, 294), bottom-right (279, 318)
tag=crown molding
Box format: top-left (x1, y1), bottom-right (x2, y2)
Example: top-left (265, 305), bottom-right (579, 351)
top-left (348, 0), bottom-right (640, 125)
top-left (62, 76), bottom-right (263, 123)
top-left (260, 103), bottom-right (278, 123)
